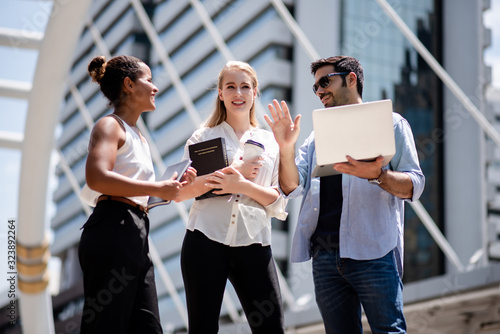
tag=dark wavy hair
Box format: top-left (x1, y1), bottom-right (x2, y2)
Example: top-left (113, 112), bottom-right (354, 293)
top-left (310, 56), bottom-right (364, 98)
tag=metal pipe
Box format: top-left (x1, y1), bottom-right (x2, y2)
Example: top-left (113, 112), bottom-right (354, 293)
top-left (56, 149), bottom-right (92, 217)
top-left (0, 78), bottom-right (31, 100)
top-left (68, 79), bottom-right (94, 131)
top-left (375, 0), bottom-right (500, 149)
top-left (148, 238), bottom-right (189, 327)
top-left (375, 0), bottom-right (490, 270)
top-left (129, 0), bottom-right (202, 126)
top-left (269, 0), bottom-right (320, 61)
top-left (188, 0), bottom-right (234, 61)
top-left (0, 27), bottom-right (43, 50)
top-left (86, 20), bottom-right (111, 59)
top-left (410, 200), bottom-right (465, 272)
top-left (0, 131), bottom-right (23, 150)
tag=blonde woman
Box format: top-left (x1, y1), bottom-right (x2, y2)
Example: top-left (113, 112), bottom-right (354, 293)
top-left (176, 61), bottom-right (287, 333)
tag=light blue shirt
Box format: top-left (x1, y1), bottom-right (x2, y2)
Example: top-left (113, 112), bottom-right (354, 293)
top-left (285, 113), bottom-right (425, 276)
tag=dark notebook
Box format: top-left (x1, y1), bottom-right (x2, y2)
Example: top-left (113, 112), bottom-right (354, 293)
top-left (188, 137), bottom-right (229, 200)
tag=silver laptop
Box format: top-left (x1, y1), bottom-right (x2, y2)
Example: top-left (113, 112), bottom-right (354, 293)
top-left (311, 99), bottom-right (395, 178)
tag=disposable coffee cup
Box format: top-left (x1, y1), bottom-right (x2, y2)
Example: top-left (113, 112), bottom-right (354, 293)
top-left (242, 139), bottom-right (265, 161)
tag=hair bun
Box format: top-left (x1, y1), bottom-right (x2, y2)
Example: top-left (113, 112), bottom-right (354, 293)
top-left (88, 56), bottom-right (107, 83)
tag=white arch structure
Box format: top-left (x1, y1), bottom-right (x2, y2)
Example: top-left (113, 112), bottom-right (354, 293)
top-left (0, 0), bottom-right (498, 333)
top-left (13, 1), bottom-right (93, 333)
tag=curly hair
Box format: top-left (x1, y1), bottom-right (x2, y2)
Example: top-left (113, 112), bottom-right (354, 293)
top-left (88, 55), bottom-right (145, 106)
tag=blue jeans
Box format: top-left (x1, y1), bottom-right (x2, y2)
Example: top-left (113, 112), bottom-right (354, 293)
top-left (312, 248), bottom-right (406, 334)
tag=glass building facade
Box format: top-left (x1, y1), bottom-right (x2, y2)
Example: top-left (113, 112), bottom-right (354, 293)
top-left (340, 0), bottom-right (444, 283)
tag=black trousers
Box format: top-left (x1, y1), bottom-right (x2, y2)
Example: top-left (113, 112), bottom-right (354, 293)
top-left (78, 201), bottom-right (162, 334)
top-left (181, 229), bottom-right (285, 334)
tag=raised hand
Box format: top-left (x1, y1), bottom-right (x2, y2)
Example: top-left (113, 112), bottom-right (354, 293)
top-left (264, 99), bottom-right (301, 150)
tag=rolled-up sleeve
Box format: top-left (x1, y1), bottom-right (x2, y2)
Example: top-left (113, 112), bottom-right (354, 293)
top-left (279, 132), bottom-right (314, 199)
top-left (264, 193), bottom-right (288, 220)
top-left (264, 152), bottom-right (288, 220)
top-left (392, 116), bottom-right (425, 202)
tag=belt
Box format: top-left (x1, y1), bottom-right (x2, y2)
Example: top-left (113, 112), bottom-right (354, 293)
top-left (97, 195), bottom-right (148, 214)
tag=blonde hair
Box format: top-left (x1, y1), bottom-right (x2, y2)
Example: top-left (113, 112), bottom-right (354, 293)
top-left (205, 61), bottom-right (260, 128)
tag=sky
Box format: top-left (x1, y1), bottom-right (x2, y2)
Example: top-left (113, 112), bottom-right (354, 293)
top-left (0, 0), bottom-right (499, 292)
top-left (0, 0), bottom-right (52, 294)
top-left (0, 1), bottom-right (50, 220)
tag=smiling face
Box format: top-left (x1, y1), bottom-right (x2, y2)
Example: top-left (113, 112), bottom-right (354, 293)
top-left (218, 68), bottom-right (257, 121)
top-left (127, 62), bottom-right (158, 112)
top-left (313, 65), bottom-right (353, 108)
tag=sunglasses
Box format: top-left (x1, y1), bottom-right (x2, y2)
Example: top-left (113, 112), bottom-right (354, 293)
top-left (312, 72), bottom-right (350, 94)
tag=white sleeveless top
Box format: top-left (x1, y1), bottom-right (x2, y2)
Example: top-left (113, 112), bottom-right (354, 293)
top-left (80, 114), bottom-right (155, 208)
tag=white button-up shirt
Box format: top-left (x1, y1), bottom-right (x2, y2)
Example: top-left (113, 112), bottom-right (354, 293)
top-left (183, 122), bottom-right (288, 246)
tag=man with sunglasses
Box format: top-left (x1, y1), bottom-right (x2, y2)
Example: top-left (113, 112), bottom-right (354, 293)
top-left (265, 56), bottom-right (424, 333)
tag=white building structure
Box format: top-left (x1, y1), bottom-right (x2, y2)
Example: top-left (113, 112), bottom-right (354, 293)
top-left (1, 0), bottom-right (500, 333)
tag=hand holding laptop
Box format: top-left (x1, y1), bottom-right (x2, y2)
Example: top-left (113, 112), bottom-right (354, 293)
top-left (333, 155), bottom-right (385, 180)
